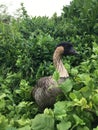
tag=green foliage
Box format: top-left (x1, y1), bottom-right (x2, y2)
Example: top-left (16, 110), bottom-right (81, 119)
top-left (53, 70), bottom-right (60, 81)
top-left (31, 113), bottom-right (54, 130)
top-left (93, 126), bottom-right (98, 130)
top-left (59, 78), bottom-right (73, 94)
top-left (57, 121), bottom-right (71, 130)
top-left (0, 0), bottom-right (98, 129)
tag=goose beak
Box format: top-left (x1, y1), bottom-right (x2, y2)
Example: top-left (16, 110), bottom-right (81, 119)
top-left (73, 50), bottom-right (79, 56)
top-left (70, 48), bottom-right (79, 56)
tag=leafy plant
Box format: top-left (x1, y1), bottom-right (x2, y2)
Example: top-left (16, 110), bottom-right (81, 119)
top-left (0, 0), bottom-right (98, 129)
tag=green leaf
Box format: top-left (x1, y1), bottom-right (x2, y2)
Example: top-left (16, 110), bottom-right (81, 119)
top-left (95, 110), bottom-right (98, 116)
top-left (73, 97), bottom-right (90, 110)
top-left (71, 68), bottom-right (78, 76)
top-left (92, 94), bottom-right (98, 105)
top-left (93, 126), bottom-right (98, 130)
top-left (54, 101), bottom-right (67, 120)
top-left (0, 114), bottom-right (8, 130)
top-left (5, 127), bottom-right (17, 130)
top-left (0, 99), bottom-right (5, 109)
top-left (16, 118), bottom-right (30, 127)
top-left (78, 74), bottom-right (91, 85)
top-left (53, 71), bottom-right (60, 81)
top-left (93, 42), bottom-right (98, 54)
top-left (18, 125), bottom-right (31, 130)
top-left (31, 114), bottom-right (54, 130)
top-left (57, 121), bottom-right (71, 130)
top-left (73, 114), bottom-right (85, 126)
top-left (54, 101), bottom-right (73, 121)
top-left (59, 78), bottom-right (73, 94)
top-left (69, 92), bottom-right (77, 100)
top-left (0, 93), bottom-right (6, 100)
top-left (44, 108), bottom-right (54, 117)
top-left (77, 126), bottom-right (89, 130)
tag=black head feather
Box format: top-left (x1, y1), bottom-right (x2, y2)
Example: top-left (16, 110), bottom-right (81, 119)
top-left (56, 42), bottom-right (78, 56)
top-left (56, 42), bottom-right (72, 47)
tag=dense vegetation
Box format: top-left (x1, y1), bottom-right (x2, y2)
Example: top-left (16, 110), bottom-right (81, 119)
top-left (0, 0), bottom-right (98, 129)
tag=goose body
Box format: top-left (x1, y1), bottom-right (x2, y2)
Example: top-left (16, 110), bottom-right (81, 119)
top-left (32, 42), bottom-right (78, 110)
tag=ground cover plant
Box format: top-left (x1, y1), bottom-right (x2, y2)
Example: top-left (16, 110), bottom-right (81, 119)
top-left (0, 0), bottom-right (98, 129)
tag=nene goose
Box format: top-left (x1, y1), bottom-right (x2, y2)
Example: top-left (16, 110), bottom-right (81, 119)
top-left (32, 42), bottom-right (78, 110)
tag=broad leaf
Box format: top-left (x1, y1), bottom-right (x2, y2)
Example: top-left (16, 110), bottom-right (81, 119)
top-left (57, 121), bottom-right (71, 130)
top-left (31, 114), bottom-right (54, 130)
top-left (59, 78), bottom-right (73, 94)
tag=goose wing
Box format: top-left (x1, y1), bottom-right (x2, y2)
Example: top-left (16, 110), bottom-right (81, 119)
top-left (32, 76), bottom-right (62, 109)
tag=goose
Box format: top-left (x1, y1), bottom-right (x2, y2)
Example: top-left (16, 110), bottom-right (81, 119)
top-left (32, 42), bottom-right (78, 110)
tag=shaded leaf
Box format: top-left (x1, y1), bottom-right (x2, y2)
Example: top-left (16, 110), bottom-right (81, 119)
top-left (73, 114), bottom-right (85, 125)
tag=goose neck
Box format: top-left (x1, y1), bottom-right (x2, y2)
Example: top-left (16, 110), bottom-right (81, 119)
top-left (53, 47), bottom-right (69, 78)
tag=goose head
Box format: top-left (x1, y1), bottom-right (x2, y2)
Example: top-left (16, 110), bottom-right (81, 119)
top-left (56, 42), bottom-right (78, 56)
